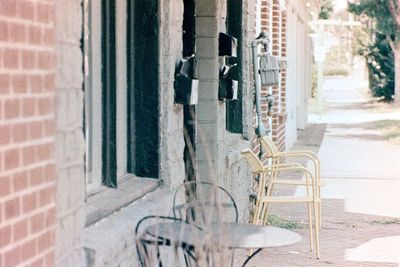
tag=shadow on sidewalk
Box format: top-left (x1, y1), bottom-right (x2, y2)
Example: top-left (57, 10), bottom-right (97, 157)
top-left (234, 198), bottom-right (400, 266)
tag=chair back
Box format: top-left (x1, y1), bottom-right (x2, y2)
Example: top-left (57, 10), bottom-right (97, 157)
top-left (241, 148), bottom-right (264, 174)
top-left (259, 136), bottom-right (279, 157)
top-left (135, 215), bottom-right (191, 267)
top-left (172, 181), bottom-right (239, 225)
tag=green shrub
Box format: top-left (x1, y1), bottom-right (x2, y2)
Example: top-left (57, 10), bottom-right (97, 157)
top-left (362, 33), bottom-right (394, 101)
top-left (323, 66), bottom-right (350, 77)
top-left (311, 64), bottom-right (317, 98)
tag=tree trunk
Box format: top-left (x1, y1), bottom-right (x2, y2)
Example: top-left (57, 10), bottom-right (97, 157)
top-left (395, 45), bottom-right (400, 105)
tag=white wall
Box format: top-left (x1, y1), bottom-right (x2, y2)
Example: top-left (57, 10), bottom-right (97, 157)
top-left (285, 3), bottom-right (298, 148)
top-left (285, 1), bottom-right (313, 149)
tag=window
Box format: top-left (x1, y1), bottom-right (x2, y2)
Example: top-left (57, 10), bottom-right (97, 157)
top-left (226, 0), bottom-right (243, 134)
top-left (182, 0), bottom-right (196, 182)
top-left (83, 0), bottom-right (159, 194)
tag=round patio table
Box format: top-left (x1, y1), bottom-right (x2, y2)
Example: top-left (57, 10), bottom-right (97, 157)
top-left (145, 222), bottom-right (302, 266)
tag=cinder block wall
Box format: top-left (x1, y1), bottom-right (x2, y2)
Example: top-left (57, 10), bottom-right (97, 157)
top-left (194, 0), bottom-right (257, 223)
top-left (0, 1), bottom-right (57, 266)
top-left (53, 0), bottom-right (86, 266)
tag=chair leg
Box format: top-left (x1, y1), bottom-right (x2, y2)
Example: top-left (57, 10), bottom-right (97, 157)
top-left (318, 186), bottom-right (322, 230)
top-left (253, 200), bottom-right (263, 225)
top-left (137, 240), bottom-right (149, 267)
top-left (313, 200), bottom-right (320, 259)
top-left (261, 183), bottom-right (274, 226)
top-left (258, 203), bottom-right (267, 226)
top-left (307, 202), bottom-right (314, 252)
top-left (261, 202), bottom-right (271, 226)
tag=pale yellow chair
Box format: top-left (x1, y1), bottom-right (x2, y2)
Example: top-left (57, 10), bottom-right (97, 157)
top-left (259, 136), bottom-right (323, 229)
top-left (241, 148), bottom-right (320, 259)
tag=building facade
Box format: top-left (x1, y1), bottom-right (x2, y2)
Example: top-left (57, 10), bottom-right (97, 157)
top-left (0, 0), bottom-right (318, 266)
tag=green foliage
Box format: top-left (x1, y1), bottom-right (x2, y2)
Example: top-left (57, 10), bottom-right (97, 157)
top-left (267, 215), bottom-right (306, 230)
top-left (364, 33), bottom-right (394, 100)
top-left (352, 27), bottom-right (373, 56)
top-left (319, 0), bottom-right (334, 20)
top-left (324, 47), bottom-right (351, 77)
top-left (323, 66), bottom-right (350, 76)
top-left (349, 0), bottom-right (398, 100)
top-left (374, 120), bottom-right (400, 144)
top-left (311, 64), bottom-right (317, 98)
top-left (348, 0), bottom-right (399, 43)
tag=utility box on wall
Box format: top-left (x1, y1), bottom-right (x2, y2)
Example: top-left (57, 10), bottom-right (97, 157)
top-left (219, 32), bottom-right (237, 57)
top-left (174, 55), bottom-right (199, 105)
top-left (218, 33), bottom-right (239, 101)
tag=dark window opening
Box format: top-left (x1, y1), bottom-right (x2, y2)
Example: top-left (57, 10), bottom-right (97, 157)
top-left (226, 0), bottom-right (243, 134)
top-left (127, 0), bottom-right (160, 179)
top-left (101, 0), bottom-right (117, 187)
top-left (183, 0), bottom-right (196, 182)
top-left (182, 0), bottom-right (196, 181)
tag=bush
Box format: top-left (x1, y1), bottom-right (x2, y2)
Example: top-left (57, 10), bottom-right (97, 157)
top-left (363, 33), bottom-right (394, 101)
top-left (311, 64), bottom-right (317, 98)
top-left (323, 65), bottom-right (350, 76)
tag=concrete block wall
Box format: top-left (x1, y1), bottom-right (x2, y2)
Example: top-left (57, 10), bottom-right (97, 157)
top-left (194, 0), bottom-right (257, 223)
top-left (54, 0), bottom-right (85, 266)
top-left (241, 0), bottom-right (257, 142)
top-left (158, 0), bottom-right (185, 190)
top-left (195, 0), bottom-right (225, 184)
top-left (0, 1), bottom-right (57, 266)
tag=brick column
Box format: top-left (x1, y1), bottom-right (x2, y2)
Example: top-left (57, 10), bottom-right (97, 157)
top-left (271, 0), bottom-right (286, 151)
top-left (0, 1), bottom-right (57, 266)
top-left (260, 0), bottom-right (270, 31)
top-left (279, 10), bottom-right (287, 151)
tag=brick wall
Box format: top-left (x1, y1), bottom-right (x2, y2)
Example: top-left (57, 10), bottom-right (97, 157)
top-left (271, 0), bottom-right (286, 151)
top-left (0, 1), bottom-right (57, 267)
top-left (280, 10), bottom-right (287, 149)
top-left (254, 0), bottom-right (287, 156)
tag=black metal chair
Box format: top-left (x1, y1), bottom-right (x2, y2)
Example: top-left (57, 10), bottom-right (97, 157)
top-left (135, 215), bottom-right (198, 267)
top-left (172, 181), bottom-right (239, 266)
top-left (172, 181), bottom-right (239, 225)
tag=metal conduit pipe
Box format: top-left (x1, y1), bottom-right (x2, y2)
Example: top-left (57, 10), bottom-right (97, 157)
top-left (251, 31), bottom-right (270, 138)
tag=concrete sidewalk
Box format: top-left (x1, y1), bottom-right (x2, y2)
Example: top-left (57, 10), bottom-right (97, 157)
top-left (236, 71), bottom-right (400, 266)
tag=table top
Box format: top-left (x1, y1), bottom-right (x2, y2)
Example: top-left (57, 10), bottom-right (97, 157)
top-left (145, 221), bottom-right (301, 249)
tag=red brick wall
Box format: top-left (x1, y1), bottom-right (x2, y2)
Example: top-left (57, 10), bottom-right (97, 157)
top-left (253, 0), bottom-right (287, 157)
top-left (0, 1), bottom-right (56, 266)
top-left (279, 10), bottom-right (287, 151)
top-left (252, 0), bottom-right (287, 160)
top-left (271, 0), bottom-right (286, 152)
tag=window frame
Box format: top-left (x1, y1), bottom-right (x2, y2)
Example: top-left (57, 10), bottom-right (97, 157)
top-left (83, 0), bottom-right (160, 195)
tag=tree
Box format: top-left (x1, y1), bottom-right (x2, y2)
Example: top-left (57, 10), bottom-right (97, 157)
top-left (349, 0), bottom-right (400, 103)
top-left (319, 0), bottom-right (334, 20)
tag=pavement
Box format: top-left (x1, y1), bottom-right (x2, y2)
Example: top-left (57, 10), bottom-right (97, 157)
top-left (235, 66), bottom-right (400, 266)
